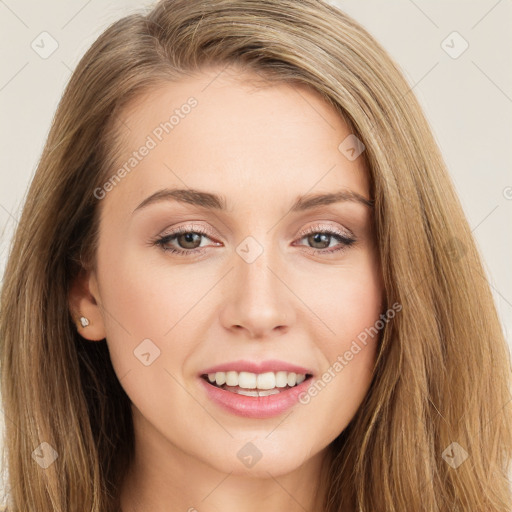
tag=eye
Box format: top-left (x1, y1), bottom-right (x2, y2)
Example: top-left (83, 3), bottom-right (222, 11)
top-left (151, 223), bottom-right (356, 257)
top-left (294, 224), bottom-right (356, 255)
top-left (151, 224), bottom-right (219, 256)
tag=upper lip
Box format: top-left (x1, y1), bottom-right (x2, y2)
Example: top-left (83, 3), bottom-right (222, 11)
top-left (199, 359), bottom-right (314, 376)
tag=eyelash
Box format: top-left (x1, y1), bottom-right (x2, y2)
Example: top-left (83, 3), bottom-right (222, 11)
top-left (151, 224), bottom-right (356, 257)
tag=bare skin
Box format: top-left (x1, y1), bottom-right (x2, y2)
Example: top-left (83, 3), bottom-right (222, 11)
top-left (69, 65), bottom-right (384, 512)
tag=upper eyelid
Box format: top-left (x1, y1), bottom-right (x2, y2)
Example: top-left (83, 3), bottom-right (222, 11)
top-left (162, 223), bottom-right (216, 237)
top-left (159, 221), bottom-right (353, 238)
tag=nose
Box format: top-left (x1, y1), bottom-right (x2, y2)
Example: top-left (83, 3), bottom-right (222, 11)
top-left (219, 242), bottom-right (296, 339)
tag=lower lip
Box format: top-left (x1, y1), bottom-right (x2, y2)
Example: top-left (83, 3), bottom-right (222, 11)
top-left (199, 377), bottom-right (312, 419)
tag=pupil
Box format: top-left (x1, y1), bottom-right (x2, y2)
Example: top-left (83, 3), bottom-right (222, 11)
top-left (180, 232), bottom-right (200, 248)
top-left (309, 233), bottom-right (329, 249)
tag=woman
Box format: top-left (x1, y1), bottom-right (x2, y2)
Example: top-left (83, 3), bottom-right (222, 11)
top-left (1, 0), bottom-right (511, 510)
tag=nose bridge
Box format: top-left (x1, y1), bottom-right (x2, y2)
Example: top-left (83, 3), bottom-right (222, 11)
top-left (238, 236), bottom-right (276, 293)
top-left (220, 231), bottom-right (294, 337)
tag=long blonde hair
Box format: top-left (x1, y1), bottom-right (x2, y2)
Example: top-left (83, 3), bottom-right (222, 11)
top-left (1, 0), bottom-right (511, 510)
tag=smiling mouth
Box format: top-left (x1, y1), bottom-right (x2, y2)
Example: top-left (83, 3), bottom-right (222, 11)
top-left (201, 371), bottom-right (313, 397)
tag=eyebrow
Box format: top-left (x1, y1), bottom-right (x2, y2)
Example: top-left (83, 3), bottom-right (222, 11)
top-left (132, 187), bottom-right (374, 214)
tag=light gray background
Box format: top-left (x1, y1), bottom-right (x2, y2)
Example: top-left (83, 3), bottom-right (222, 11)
top-left (0, 0), bottom-right (511, 499)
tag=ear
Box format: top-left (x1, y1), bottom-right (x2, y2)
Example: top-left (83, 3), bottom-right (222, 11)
top-left (68, 268), bottom-right (107, 341)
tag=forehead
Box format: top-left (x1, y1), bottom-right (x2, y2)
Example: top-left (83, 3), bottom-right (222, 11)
top-left (101, 67), bottom-right (370, 218)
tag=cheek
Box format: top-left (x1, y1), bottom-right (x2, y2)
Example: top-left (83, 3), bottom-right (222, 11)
top-left (95, 251), bottom-right (197, 429)
top-left (94, 248), bottom-right (177, 378)
top-left (299, 249), bottom-right (383, 353)
top-left (96, 245), bottom-right (216, 388)
top-left (98, 242), bottom-right (204, 337)
top-left (294, 252), bottom-right (382, 433)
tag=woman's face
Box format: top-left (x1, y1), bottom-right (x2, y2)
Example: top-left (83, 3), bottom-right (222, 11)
top-left (79, 66), bottom-right (384, 478)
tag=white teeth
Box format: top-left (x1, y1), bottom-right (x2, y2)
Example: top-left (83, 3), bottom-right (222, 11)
top-left (238, 371), bottom-right (257, 389)
top-left (257, 372), bottom-right (275, 390)
top-left (275, 371), bottom-right (288, 387)
top-left (225, 371), bottom-right (238, 386)
top-left (236, 389), bottom-right (260, 397)
top-left (235, 388), bottom-right (281, 397)
top-left (256, 389), bottom-right (281, 397)
top-left (206, 370), bottom-right (308, 390)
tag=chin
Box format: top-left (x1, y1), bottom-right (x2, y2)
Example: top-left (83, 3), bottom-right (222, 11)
top-left (199, 435), bottom-right (323, 478)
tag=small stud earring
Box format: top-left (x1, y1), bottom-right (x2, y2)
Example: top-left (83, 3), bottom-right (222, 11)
top-left (79, 316), bottom-right (90, 328)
